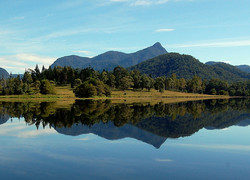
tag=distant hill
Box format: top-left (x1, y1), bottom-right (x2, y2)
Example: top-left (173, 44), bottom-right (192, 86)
top-left (129, 53), bottom-right (250, 82)
top-left (0, 67), bottom-right (9, 79)
top-left (206, 61), bottom-right (250, 73)
top-left (50, 42), bottom-right (167, 71)
top-left (236, 65), bottom-right (250, 73)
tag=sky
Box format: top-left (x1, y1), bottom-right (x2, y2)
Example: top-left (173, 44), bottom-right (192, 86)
top-left (0, 0), bottom-right (249, 74)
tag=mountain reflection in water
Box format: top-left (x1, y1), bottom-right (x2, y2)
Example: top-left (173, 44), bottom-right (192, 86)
top-left (0, 99), bottom-right (249, 148)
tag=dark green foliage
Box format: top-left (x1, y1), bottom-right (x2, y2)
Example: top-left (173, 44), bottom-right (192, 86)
top-left (74, 83), bottom-right (97, 98)
top-left (119, 76), bottom-right (134, 90)
top-left (74, 79), bottom-right (111, 98)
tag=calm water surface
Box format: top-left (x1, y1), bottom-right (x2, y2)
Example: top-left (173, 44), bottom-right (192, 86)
top-left (0, 99), bottom-right (250, 180)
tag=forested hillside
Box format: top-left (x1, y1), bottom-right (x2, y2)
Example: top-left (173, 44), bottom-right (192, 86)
top-left (129, 53), bottom-right (250, 82)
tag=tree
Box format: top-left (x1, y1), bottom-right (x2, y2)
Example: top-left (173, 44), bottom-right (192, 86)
top-left (155, 77), bottom-right (165, 92)
top-left (74, 79), bottom-right (111, 98)
top-left (187, 75), bottom-right (203, 93)
top-left (40, 80), bottom-right (55, 94)
top-left (141, 74), bottom-right (153, 91)
top-left (179, 78), bottom-right (186, 91)
top-left (33, 80), bottom-right (41, 94)
top-left (113, 66), bottom-right (128, 88)
top-left (107, 74), bottom-right (116, 88)
top-left (119, 76), bottom-right (134, 90)
top-left (74, 83), bottom-right (97, 98)
top-left (130, 70), bottom-right (142, 89)
top-left (73, 78), bottom-right (82, 88)
top-left (210, 88), bottom-right (217, 95)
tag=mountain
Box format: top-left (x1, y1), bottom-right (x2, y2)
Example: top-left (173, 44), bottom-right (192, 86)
top-left (236, 65), bottom-right (250, 73)
top-left (129, 53), bottom-right (250, 81)
top-left (50, 42), bottom-right (168, 71)
top-left (0, 67), bottom-right (9, 79)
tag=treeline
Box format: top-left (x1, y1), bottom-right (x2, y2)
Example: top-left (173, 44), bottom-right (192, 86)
top-left (1, 65), bottom-right (250, 97)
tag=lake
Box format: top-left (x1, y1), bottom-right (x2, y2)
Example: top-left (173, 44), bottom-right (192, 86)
top-left (0, 99), bottom-right (250, 180)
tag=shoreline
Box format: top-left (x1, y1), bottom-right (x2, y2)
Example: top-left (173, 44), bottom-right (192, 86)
top-left (0, 87), bottom-right (246, 104)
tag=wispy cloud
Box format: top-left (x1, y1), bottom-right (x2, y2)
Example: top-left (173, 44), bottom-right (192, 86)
top-left (110, 0), bottom-right (194, 6)
top-left (155, 28), bottom-right (175, 32)
top-left (75, 137), bottom-right (90, 141)
top-left (0, 54), bottom-right (56, 73)
top-left (132, 0), bottom-right (152, 6)
top-left (12, 16), bottom-right (25, 20)
top-left (155, 158), bottom-right (173, 162)
top-left (17, 128), bottom-right (57, 138)
top-left (73, 50), bottom-right (93, 56)
top-left (15, 54), bottom-right (55, 64)
top-left (57, 0), bottom-right (85, 10)
top-left (170, 143), bottom-right (250, 152)
top-left (110, 0), bottom-right (129, 2)
top-left (167, 39), bottom-right (250, 48)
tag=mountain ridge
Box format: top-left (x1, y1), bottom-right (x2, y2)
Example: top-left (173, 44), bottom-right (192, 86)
top-left (50, 42), bottom-right (168, 71)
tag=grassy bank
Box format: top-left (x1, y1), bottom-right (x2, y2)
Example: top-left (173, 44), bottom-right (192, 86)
top-left (0, 85), bottom-right (230, 104)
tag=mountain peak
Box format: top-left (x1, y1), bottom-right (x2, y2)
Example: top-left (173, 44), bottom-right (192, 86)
top-left (153, 42), bottom-right (162, 47)
top-left (150, 42), bottom-right (167, 53)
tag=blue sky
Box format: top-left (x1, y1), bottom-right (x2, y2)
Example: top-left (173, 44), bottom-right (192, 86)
top-left (0, 0), bottom-right (249, 73)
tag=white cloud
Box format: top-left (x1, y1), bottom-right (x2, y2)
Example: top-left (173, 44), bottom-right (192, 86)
top-left (155, 28), bottom-right (175, 32)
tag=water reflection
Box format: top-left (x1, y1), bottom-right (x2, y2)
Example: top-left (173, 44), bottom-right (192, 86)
top-left (0, 99), bottom-right (249, 148)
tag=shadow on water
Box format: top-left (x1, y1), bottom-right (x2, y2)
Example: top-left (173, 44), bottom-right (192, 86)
top-left (0, 98), bottom-right (250, 148)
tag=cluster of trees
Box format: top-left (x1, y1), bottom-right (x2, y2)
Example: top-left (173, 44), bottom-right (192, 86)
top-left (1, 64), bottom-right (249, 97)
top-left (0, 66), bottom-right (55, 95)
